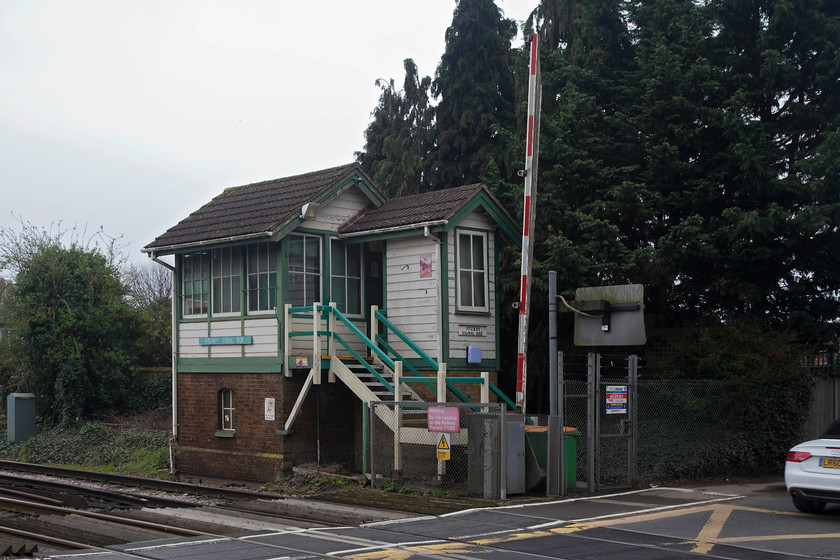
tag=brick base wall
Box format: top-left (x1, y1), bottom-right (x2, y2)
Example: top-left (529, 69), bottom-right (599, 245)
top-left (174, 370), bottom-right (360, 481)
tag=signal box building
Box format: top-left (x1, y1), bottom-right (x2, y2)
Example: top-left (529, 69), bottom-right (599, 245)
top-left (144, 163), bottom-right (519, 480)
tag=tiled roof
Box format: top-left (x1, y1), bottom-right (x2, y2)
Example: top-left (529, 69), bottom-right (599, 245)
top-left (340, 183), bottom-right (487, 233)
top-left (145, 163), bottom-right (361, 251)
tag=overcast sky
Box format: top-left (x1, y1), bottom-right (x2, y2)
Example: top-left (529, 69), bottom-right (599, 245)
top-left (1, 0), bottom-right (537, 269)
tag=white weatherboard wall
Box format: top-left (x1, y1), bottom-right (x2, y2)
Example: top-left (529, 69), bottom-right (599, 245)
top-left (179, 318), bottom-right (278, 358)
top-left (179, 321), bottom-right (207, 358)
top-left (385, 236), bottom-right (441, 362)
top-left (300, 187), bottom-right (370, 232)
top-left (287, 314), bottom-right (367, 358)
top-left (448, 212), bottom-right (497, 362)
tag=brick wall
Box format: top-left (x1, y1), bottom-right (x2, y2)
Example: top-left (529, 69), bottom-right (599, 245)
top-left (175, 370), bottom-right (360, 480)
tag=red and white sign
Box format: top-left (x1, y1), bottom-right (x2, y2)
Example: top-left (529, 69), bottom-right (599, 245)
top-left (606, 385), bottom-right (628, 414)
top-left (427, 406), bottom-right (460, 433)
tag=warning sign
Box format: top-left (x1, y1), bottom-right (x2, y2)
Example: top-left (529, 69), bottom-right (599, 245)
top-left (606, 385), bottom-right (628, 414)
top-left (436, 433), bottom-right (451, 460)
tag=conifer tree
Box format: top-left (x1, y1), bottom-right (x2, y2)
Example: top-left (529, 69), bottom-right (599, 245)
top-left (431, 0), bottom-right (518, 190)
top-left (357, 59), bottom-right (434, 197)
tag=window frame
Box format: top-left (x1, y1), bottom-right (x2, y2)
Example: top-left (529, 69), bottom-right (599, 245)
top-left (247, 242), bottom-right (278, 314)
top-left (455, 229), bottom-right (489, 313)
top-left (182, 251), bottom-right (210, 317)
top-left (219, 388), bottom-right (235, 433)
top-left (288, 234), bottom-right (322, 307)
top-left (212, 247), bottom-right (242, 316)
top-left (330, 239), bottom-right (363, 317)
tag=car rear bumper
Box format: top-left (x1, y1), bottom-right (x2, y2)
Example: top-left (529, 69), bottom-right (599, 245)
top-left (789, 487), bottom-right (840, 503)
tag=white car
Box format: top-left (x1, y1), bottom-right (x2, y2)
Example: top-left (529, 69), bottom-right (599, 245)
top-left (785, 419), bottom-right (840, 513)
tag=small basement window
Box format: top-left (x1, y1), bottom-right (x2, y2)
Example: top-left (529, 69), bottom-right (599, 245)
top-left (216, 388), bottom-right (235, 437)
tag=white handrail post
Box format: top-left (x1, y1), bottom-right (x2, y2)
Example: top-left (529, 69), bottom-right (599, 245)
top-left (312, 302), bottom-right (321, 385)
top-left (328, 302), bottom-right (337, 383)
top-left (284, 304), bottom-right (293, 377)
top-left (436, 362), bottom-right (447, 484)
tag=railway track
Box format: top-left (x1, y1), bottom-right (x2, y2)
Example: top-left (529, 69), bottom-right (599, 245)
top-left (0, 461), bottom-right (410, 557)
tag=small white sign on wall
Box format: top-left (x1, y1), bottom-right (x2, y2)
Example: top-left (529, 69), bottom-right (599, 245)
top-left (265, 398), bottom-right (275, 421)
top-left (458, 324), bottom-right (487, 337)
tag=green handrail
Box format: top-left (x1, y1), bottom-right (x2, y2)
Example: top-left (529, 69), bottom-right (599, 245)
top-left (332, 332), bottom-right (394, 394)
top-left (317, 305), bottom-right (396, 371)
top-left (285, 303), bottom-right (517, 408)
top-left (374, 309), bottom-right (439, 372)
top-left (374, 335), bottom-right (422, 377)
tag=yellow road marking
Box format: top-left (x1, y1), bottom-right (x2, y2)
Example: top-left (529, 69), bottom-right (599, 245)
top-left (348, 503), bottom-right (840, 558)
top-left (691, 505), bottom-right (734, 553)
top-left (715, 533), bottom-right (840, 544)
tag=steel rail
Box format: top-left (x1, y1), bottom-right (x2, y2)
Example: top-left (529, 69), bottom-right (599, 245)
top-left (0, 495), bottom-right (204, 536)
top-left (0, 460), bottom-right (272, 501)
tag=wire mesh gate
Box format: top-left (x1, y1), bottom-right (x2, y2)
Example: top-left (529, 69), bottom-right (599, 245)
top-left (560, 352), bottom-right (638, 494)
top-left (367, 402), bottom-right (506, 499)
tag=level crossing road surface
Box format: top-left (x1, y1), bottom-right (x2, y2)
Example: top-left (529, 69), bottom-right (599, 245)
top-left (39, 481), bottom-right (840, 560)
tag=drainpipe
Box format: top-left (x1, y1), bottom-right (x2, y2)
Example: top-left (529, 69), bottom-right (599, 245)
top-left (150, 252), bottom-right (177, 473)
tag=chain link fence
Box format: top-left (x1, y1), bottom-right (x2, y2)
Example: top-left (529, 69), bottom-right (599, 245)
top-left (636, 378), bottom-right (744, 483)
top-left (561, 353), bottom-right (758, 493)
top-left (368, 402), bottom-right (506, 498)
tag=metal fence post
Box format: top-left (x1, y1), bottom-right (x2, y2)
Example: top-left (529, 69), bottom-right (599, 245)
top-left (587, 352), bottom-right (598, 493)
top-left (628, 355), bottom-right (638, 485)
top-left (369, 402), bottom-right (376, 489)
top-left (500, 403), bottom-right (507, 500)
top-left (559, 350), bottom-right (565, 496)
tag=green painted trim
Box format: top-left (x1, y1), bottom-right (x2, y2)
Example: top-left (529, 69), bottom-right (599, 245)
top-left (494, 230), bottom-right (502, 371)
top-left (382, 250), bottom-right (388, 310)
top-left (446, 357), bottom-right (501, 370)
top-left (178, 357), bottom-right (283, 373)
top-left (439, 231), bottom-right (450, 364)
top-left (442, 190), bottom-right (520, 245)
top-left (215, 430), bottom-right (235, 438)
top-left (276, 429), bottom-right (293, 435)
top-left (454, 310), bottom-right (492, 317)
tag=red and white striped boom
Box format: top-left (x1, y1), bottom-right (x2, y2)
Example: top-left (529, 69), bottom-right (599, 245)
top-left (515, 33), bottom-right (542, 413)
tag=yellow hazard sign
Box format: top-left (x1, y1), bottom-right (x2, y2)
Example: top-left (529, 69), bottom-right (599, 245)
top-left (436, 433), bottom-right (450, 460)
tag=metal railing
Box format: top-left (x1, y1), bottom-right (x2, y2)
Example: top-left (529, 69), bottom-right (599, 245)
top-left (283, 303), bottom-right (514, 408)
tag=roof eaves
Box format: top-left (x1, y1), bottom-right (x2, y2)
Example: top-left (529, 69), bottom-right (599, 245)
top-left (142, 230), bottom-right (274, 255)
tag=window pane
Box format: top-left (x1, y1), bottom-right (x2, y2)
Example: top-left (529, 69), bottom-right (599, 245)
top-left (331, 241), bottom-right (345, 274)
top-left (306, 274), bottom-right (320, 305)
top-left (472, 236), bottom-right (484, 270)
top-left (347, 278), bottom-right (361, 315)
top-left (331, 278), bottom-right (346, 311)
top-left (459, 235), bottom-right (471, 269)
top-left (232, 276), bottom-right (241, 312)
top-left (473, 271), bottom-right (486, 307)
top-left (460, 271), bottom-right (473, 307)
top-left (305, 238), bottom-right (320, 273)
top-left (289, 237), bottom-right (303, 271)
top-left (212, 278), bottom-right (221, 313)
top-left (347, 245), bottom-right (361, 276)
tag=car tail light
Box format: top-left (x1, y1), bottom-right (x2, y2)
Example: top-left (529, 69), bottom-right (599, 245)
top-left (787, 451), bottom-right (812, 462)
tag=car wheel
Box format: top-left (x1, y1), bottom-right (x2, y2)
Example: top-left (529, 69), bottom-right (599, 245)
top-left (792, 495), bottom-right (827, 513)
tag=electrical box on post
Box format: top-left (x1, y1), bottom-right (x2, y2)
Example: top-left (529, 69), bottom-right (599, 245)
top-left (7, 393), bottom-right (36, 443)
top-left (573, 284), bottom-right (646, 346)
